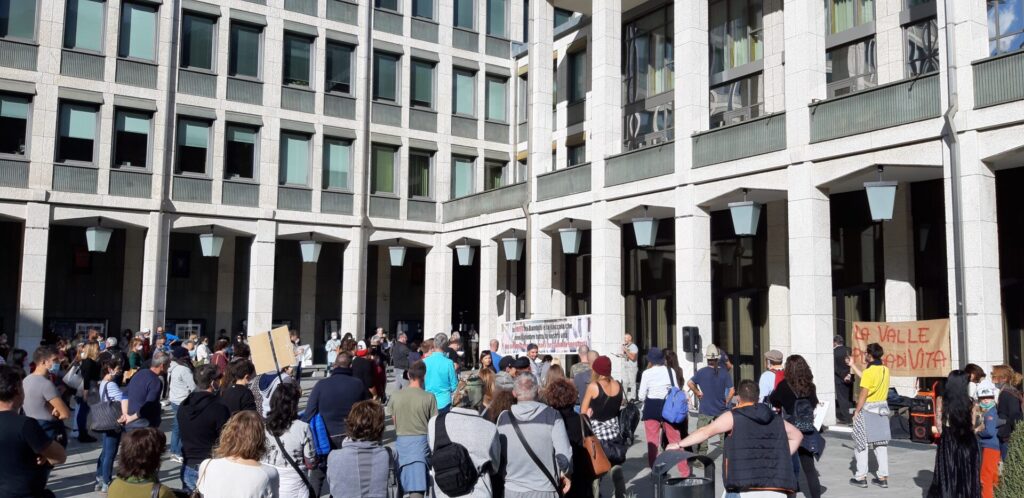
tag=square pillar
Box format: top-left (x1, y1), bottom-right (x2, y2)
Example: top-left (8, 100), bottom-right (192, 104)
top-left (140, 212), bottom-right (169, 333)
top-left (884, 186), bottom-right (917, 322)
top-left (374, 246), bottom-right (392, 335)
top-left (589, 0), bottom-right (623, 187)
top-left (478, 241), bottom-right (498, 345)
top-left (299, 258), bottom-right (317, 346)
top-left (527, 0), bottom-right (554, 177)
top-left (214, 236), bottom-right (237, 335)
top-left (424, 244), bottom-right (454, 336)
top-left (676, 187), bottom-right (713, 381)
top-left (591, 215), bottom-right (624, 372)
top-left (527, 226), bottom-right (553, 319)
top-left (120, 228), bottom-right (146, 333)
top-left (15, 203), bottom-right (50, 351)
top-left (341, 231), bottom-right (367, 338)
top-left (787, 162), bottom-right (835, 421)
top-left (674, 0), bottom-right (710, 184)
top-left (766, 201), bottom-right (791, 353)
top-left (246, 220), bottom-right (276, 336)
top-left (783, 0), bottom-right (827, 149)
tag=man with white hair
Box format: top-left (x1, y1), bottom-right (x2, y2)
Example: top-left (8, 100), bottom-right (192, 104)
top-left (488, 339), bottom-right (502, 373)
top-left (98, 337), bottom-right (129, 383)
top-left (392, 332), bottom-right (411, 390)
top-left (424, 333), bottom-right (459, 413)
top-left (496, 374), bottom-right (572, 497)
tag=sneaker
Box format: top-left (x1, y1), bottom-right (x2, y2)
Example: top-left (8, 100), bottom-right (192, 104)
top-left (849, 478), bottom-right (868, 488)
top-left (171, 454), bottom-right (183, 463)
top-left (872, 477), bottom-right (889, 488)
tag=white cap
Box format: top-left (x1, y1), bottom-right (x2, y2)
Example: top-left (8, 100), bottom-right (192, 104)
top-left (977, 380), bottom-right (998, 399)
top-left (357, 340), bottom-right (367, 351)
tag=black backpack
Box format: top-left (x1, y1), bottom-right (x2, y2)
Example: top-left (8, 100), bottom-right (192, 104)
top-left (787, 397), bottom-right (817, 434)
top-left (432, 412), bottom-right (479, 496)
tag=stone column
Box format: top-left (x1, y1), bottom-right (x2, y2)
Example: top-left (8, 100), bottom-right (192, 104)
top-left (527, 228), bottom-right (553, 319)
top-left (139, 212), bottom-right (169, 333)
top-left (549, 240), bottom-right (566, 318)
top-left (299, 258), bottom-right (317, 346)
top-left (766, 201), bottom-right (791, 353)
top-left (15, 203), bottom-right (50, 351)
top-left (341, 229), bottom-right (368, 338)
top-left (246, 220), bottom-right (276, 336)
top-left (120, 228), bottom-right (146, 333)
top-left (884, 187), bottom-right (917, 322)
top-left (527, 0), bottom-right (554, 177)
top-left (783, 0), bottom-right (827, 149)
top-left (676, 186), bottom-right (713, 381)
top-left (591, 217), bottom-right (625, 374)
top-left (478, 240), bottom-right (499, 347)
top-left (374, 246), bottom-right (392, 335)
top-left (674, 0), bottom-right (710, 183)
top-left (423, 244), bottom-right (454, 336)
top-left (214, 236), bottom-right (237, 334)
top-left (589, 0), bottom-right (623, 187)
top-left (787, 162), bottom-right (835, 421)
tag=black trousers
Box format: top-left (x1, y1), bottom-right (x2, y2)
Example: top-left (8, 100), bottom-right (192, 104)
top-left (835, 376), bottom-right (853, 423)
top-left (797, 448), bottom-right (822, 498)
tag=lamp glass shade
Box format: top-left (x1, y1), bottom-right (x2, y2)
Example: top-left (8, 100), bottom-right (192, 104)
top-left (455, 244), bottom-right (475, 266)
top-left (864, 181), bottom-right (898, 221)
top-left (300, 240), bottom-right (322, 263)
top-left (388, 245), bottom-right (407, 266)
top-left (199, 233), bottom-right (224, 257)
top-left (85, 226), bottom-right (113, 252)
top-left (631, 217), bottom-right (659, 247)
top-left (728, 201), bottom-right (762, 237)
top-left (502, 237), bottom-right (523, 261)
top-left (558, 228), bottom-right (582, 255)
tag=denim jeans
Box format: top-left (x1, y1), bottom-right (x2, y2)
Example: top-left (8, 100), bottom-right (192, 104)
top-left (181, 463), bottom-right (199, 493)
top-left (95, 430), bottom-right (122, 485)
top-left (169, 402), bottom-right (181, 456)
top-left (75, 396), bottom-right (91, 437)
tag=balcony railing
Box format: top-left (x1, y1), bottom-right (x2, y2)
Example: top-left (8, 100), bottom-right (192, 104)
top-left (484, 122), bottom-right (509, 143)
top-left (278, 186), bottom-right (312, 211)
top-left (0, 38), bottom-right (37, 70)
top-left (109, 169), bottom-right (152, 198)
top-left (282, 86), bottom-right (315, 113)
top-left (537, 163), bottom-right (591, 201)
top-left (284, 0), bottom-right (317, 16)
top-left (407, 199), bottom-right (437, 222)
top-left (374, 9), bottom-right (403, 35)
top-left (453, 28), bottom-right (478, 52)
top-left (222, 180), bottom-right (259, 207)
top-left (372, 102), bottom-right (402, 126)
top-left (178, 69), bottom-right (217, 98)
top-left (60, 50), bottom-right (105, 81)
top-left (442, 182), bottom-right (526, 223)
top-left (115, 59), bottom-right (158, 88)
top-left (409, 108), bottom-right (437, 132)
top-left (605, 141), bottom-right (675, 187)
top-left (321, 190), bottom-right (354, 214)
top-left (452, 115), bottom-right (477, 139)
top-left (52, 164), bottom-right (98, 193)
top-left (486, 36), bottom-right (511, 58)
top-left (325, 94), bottom-right (356, 119)
top-left (411, 18), bottom-right (439, 43)
top-left (327, 0), bottom-right (358, 24)
top-left (369, 195), bottom-right (400, 219)
top-left (0, 158), bottom-right (29, 188)
top-left (692, 112), bottom-right (786, 168)
top-left (809, 72), bottom-right (940, 143)
top-left (172, 176), bottom-right (212, 203)
top-left (973, 49), bottom-right (1024, 109)
top-left (227, 78), bottom-right (263, 105)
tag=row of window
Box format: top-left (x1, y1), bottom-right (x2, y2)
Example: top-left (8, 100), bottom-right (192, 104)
top-left (375, 0), bottom-right (511, 38)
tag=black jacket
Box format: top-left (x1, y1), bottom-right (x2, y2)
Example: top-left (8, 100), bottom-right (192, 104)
top-left (724, 403), bottom-right (798, 493)
top-left (833, 345), bottom-right (851, 380)
top-left (391, 341), bottom-right (411, 370)
top-left (351, 357), bottom-right (376, 392)
top-left (220, 383), bottom-right (258, 415)
top-left (178, 391), bottom-right (231, 466)
top-left (303, 367), bottom-right (368, 438)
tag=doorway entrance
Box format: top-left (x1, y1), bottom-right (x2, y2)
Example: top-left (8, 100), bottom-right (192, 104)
top-left (715, 290), bottom-right (767, 384)
top-left (623, 218), bottom-right (676, 371)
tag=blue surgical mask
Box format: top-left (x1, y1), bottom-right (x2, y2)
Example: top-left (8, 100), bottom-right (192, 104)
top-left (48, 362), bottom-right (61, 374)
top-left (980, 400), bottom-right (996, 411)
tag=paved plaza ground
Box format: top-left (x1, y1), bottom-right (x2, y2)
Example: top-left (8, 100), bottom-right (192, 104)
top-left (49, 376), bottom-right (938, 498)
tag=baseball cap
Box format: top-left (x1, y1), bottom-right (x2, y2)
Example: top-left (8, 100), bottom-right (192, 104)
top-left (512, 356), bottom-right (531, 370)
top-left (977, 380), bottom-right (998, 398)
top-left (765, 350), bottom-right (783, 363)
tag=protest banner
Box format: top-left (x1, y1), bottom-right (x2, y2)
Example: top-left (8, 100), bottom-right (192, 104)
top-left (500, 315), bottom-right (592, 355)
top-left (851, 319), bottom-right (951, 377)
top-left (249, 326), bottom-right (295, 374)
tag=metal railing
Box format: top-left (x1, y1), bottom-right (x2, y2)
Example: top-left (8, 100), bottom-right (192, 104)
top-left (809, 72), bottom-right (940, 143)
top-left (407, 199), bottom-right (437, 222)
top-left (442, 182), bottom-right (526, 222)
top-left (692, 112), bottom-right (786, 167)
top-left (371, 102), bottom-right (402, 126)
top-left (451, 115), bottom-right (477, 138)
top-left (52, 163), bottom-right (98, 193)
top-left (369, 195), bottom-right (400, 219)
top-left (973, 49), bottom-right (1024, 109)
top-left (227, 78), bottom-right (263, 105)
top-left (222, 180), bottom-right (259, 207)
top-left (605, 141), bottom-right (675, 187)
top-left (0, 158), bottom-right (29, 188)
top-left (284, 0), bottom-right (317, 16)
top-left (178, 69), bottom-right (217, 98)
top-left (115, 59), bottom-right (158, 88)
top-left (60, 50), bottom-right (105, 81)
top-left (282, 86), bottom-right (315, 113)
top-left (327, 0), bottom-right (358, 24)
top-left (325, 94), bottom-right (357, 119)
top-left (410, 108), bottom-right (437, 132)
top-left (109, 169), bottom-right (152, 198)
top-left (278, 186), bottom-right (312, 211)
top-left (172, 176), bottom-right (213, 203)
top-left (0, 38), bottom-right (38, 70)
top-left (537, 163), bottom-right (591, 201)
top-left (374, 9), bottom-right (403, 35)
top-left (321, 190), bottom-right (354, 214)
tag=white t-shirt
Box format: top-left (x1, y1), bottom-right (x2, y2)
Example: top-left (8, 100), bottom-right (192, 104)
top-left (625, 344), bottom-right (639, 369)
top-left (197, 458), bottom-right (280, 498)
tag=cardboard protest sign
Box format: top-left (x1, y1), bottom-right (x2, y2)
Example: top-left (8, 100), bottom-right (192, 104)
top-left (249, 326), bottom-right (295, 375)
top-left (851, 319), bottom-right (951, 377)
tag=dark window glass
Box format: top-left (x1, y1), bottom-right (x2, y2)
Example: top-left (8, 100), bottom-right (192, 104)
top-left (225, 125), bottom-right (257, 179)
top-left (709, 73), bottom-right (763, 128)
top-left (229, 23), bottom-right (261, 78)
top-left (176, 119), bottom-right (209, 174)
top-left (411, 59), bottom-right (434, 108)
top-left (567, 144), bottom-right (585, 166)
top-left (568, 51), bottom-right (586, 102)
top-left (0, 93), bottom-right (29, 156)
top-left (181, 14), bottom-right (214, 70)
top-left (373, 52), bottom-right (399, 101)
top-left (408, 152), bottom-right (431, 197)
top-left (326, 42), bottom-right (353, 94)
top-left (376, 0), bottom-right (399, 11)
top-left (0, 0), bottom-right (38, 40)
top-left (906, 18), bottom-right (939, 77)
top-left (57, 103), bottom-right (97, 163)
top-left (113, 110), bottom-right (150, 167)
top-left (826, 37), bottom-right (877, 97)
top-left (554, 8), bottom-right (574, 28)
top-left (412, 0), bottom-right (432, 18)
top-left (283, 34), bottom-right (312, 86)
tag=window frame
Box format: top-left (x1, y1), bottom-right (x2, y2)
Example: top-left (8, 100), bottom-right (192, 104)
top-left (62, 0), bottom-right (108, 54)
top-left (409, 58), bottom-right (436, 110)
top-left (372, 51), bottom-right (401, 103)
top-left (825, 36), bottom-right (878, 98)
top-left (483, 160), bottom-right (507, 191)
top-left (450, 154), bottom-right (475, 199)
top-left (709, 72), bottom-right (764, 129)
top-left (987, 0), bottom-right (1024, 56)
top-left (228, 21), bottom-right (264, 81)
top-left (903, 16), bottom-right (939, 78)
top-left (407, 149), bottom-right (434, 199)
top-left (567, 143), bottom-right (586, 167)
top-left (325, 41), bottom-right (355, 96)
top-left (0, 0), bottom-right (40, 42)
top-left (0, 92), bottom-right (32, 160)
top-left (111, 108), bottom-right (154, 170)
top-left (486, 0), bottom-right (508, 38)
top-left (622, 4), bottom-right (675, 105)
top-left (375, 0), bottom-right (401, 14)
top-left (370, 144), bottom-right (399, 196)
top-left (825, 0), bottom-right (876, 36)
top-left (180, 12), bottom-right (218, 73)
top-left (707, 0), bottom-right (764, 84)
top-left (452, 68), bottom-right (477, 117)
top-left (55, 100), bottom-right (101, 166)
top-left (411, 0), bottom-right (434, 20)
top-left (278, 131), bottom-right (312, 187)
top-left (223, 123), bottom-right (260, 181)
top-left (485, 74), bottom-right (508, 123)
top-left (453, 0), bottom-right (475, 31)
top-left (567, 50), bottom-right (587, 103)
top-left (117, 1), bottom-right (159, 63)
top-left (322, 136), bottom-right (353, 191)
top-left (174, 117), bottom-right (213, 177)
top-left (282, 32), bottom-right (315, 89)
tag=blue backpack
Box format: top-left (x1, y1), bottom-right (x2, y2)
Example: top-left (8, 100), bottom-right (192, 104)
top-left (661, 367), bottom-right (689, 424)
top-left (308, 411), bottom-right (332, 457)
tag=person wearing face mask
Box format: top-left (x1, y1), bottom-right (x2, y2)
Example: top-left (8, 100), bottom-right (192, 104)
top-left (977, 382), bottom-right (1000, 498)
top-left (23, 346), bottom-right (72, 484)
top-left (991, 365), bottom-right (1024, 459)
top-left (326, 331), bottom-right (341, 366)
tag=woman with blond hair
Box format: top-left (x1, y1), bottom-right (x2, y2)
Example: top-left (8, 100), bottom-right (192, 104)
top-left (195, 410), bottom-right (280, 497)
top-left (76, 340), bottom-right (102, 443)
top-left (991, 364), bottom-right (1024, 458)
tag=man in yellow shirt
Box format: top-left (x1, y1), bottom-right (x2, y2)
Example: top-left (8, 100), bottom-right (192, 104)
top-left (848, 343), bottom-right (891, 489)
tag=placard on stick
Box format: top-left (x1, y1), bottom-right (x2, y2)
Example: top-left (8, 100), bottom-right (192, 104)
top-left (250, 326), bottom-right (294, 375)
top-left (851, 319), bottom-right (951, 377)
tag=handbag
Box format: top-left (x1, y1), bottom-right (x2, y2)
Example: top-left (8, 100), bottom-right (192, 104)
top-left (190, 462), bottom-right (208, 498)
top-left (89, 381), bottom-right (122, 433)
top-left (508, 413), bottom-right (564, 498)
top-left (63, 364), bottom-right (84, 391)
top-left (580, 416), bottom-right (611, 477)
top-left (272, 432), bottom-right (317, 498)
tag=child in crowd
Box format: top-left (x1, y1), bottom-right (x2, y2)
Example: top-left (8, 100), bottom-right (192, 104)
top-left (976, 381), bottom-right (1000, 498)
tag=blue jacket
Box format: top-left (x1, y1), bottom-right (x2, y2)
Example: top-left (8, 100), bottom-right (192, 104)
top-left (423, 352), bottom-right (458, 410)
top-left (979, 405), bottom-right (999, 450)
top-left (303, 367), bottom-right (369, 437)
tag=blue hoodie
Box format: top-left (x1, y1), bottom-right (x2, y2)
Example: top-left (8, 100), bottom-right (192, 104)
top-left (979, 404), bottom-right (999, 450)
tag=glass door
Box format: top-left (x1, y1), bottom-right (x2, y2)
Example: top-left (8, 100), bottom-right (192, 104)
top-left (833, 284), bottom-right (884, 346)
top-left (715, 290), bottom-right (766, 386)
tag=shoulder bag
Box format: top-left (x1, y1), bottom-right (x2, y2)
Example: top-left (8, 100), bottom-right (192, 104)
top-left (89, 381), bottom-right (123, 433)
top-left (63, 364), bottom-right (84, 391)
top-left (580, 416), bottom-right (611, 477)
top-left (508, 413), bottom-right (564, 498)
top-left (272, 432), bottom-right (317, 498)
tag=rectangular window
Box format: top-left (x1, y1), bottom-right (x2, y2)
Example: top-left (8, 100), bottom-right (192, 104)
top-left (568, 51), bottom-right (586, 102)
top-left (410, 59), bottom-right (435, 108)
top-left (373, 52), bottom-right (399, 102)
top-left (412, 0), bottom-right (432, 19)
top-left (376, 0), bottom-right (399, 11)
top-left (181, 14), bottom-right (215, 70)
top-left (484, 161), bottom-right (506, 190)
top-left (487, 0), bottom-right (506, 37)
top-left (827, 0), bottom-right (875, 35)
top-left (224, 125), bottom-right (258, 179)
top-left (57, 102), bottom-right (98, 163)
top-left (486, 76), bottom-right (507, 122)
top-left (229, 23), bottom-right (261, 78)
top-left (905, 18), bottom-right (939, 77)
top-left (326, 42), bottom-right (353, 94)
top-left (323, 138), bottom-right (351, 190)
top-left (709, 73), bottom-right (763, 128)
top-left (175, 118), bottom-right (210, 174)
top-left (63, 0), bottom-right (105, 52)
top-left (279, 132), bottom-right (310, 186)
top-left (118, 3), bottom-right (156, 61)
top-left (826, 38), bottom-right (877, 97)
top-left (623, 5), bottom-right (674, 103)
top-left (554, 8), bottom-right (574, 29)
top-left (567, 144), bottom-right (586, 166)
top-left (0, 93), bottom-right (29, 156)
top-left (283, 34), bottom-right (313, 87)
top-left (454, 0), bottom-right (474, 30)
top-left (0, 0), bottom-right (37, 40)
top-left (371, 145), bottom-right (397, 194)
top-left (452, 155), bottom-right (474, 198)
top-left (987, 0), bottom-right (1024, 56)
top-left (408, 151), bottom-right (432, 198)
top-left (709, 0), bottom-right (763, 74)
top-left (453, 69), bottom-right (476, 116)
top-left (517, 74), bottom-right (528, 123)
top-left (113, 110), bottom-right (150, 168)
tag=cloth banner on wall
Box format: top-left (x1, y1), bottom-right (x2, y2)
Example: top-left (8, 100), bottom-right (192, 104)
top-left (499, 315), bottom-right (592, 355)
top-left (851, 318), bottom-right (951, 377)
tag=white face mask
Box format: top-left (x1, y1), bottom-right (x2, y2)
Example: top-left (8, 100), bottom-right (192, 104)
top-left (80, 352), bottom-right (87, 359)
